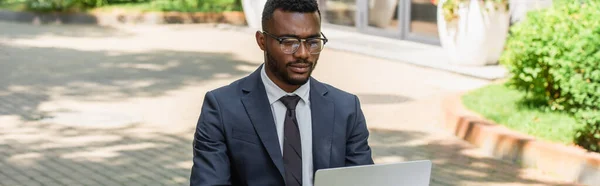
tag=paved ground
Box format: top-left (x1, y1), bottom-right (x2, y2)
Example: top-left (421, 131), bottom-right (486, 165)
top-left (0, 21), bottom-right (582, 185)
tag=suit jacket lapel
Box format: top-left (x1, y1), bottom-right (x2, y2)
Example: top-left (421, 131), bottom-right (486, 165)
top-left (310, 78), bottom-right (334, 173)
top-left (240, 66), bottom-right (285, 179)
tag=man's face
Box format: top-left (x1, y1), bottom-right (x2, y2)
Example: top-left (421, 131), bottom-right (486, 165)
top-left (258, 9), bottom-right (322, 86)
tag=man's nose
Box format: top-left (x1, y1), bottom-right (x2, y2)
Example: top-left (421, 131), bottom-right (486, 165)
top-left (293, 41), bottom-right (310, 59)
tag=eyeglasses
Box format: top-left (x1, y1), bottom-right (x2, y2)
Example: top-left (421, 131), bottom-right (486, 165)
top-left (262, 31), bottom-right (329, 54)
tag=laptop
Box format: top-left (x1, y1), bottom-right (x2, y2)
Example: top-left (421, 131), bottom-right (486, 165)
top-left (314, 160), bottom-right (432, 186)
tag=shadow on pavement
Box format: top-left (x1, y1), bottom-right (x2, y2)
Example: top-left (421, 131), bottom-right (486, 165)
top-left (368, 129), bottom-right (579, 186)
top-left (0, 121), bottom-right (195, 185)
top-left (0, 125), bottom-right (580, 185)
top-left (0, 44), bottom-right (256, 120)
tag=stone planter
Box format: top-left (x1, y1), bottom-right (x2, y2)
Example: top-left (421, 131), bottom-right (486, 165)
top-left (437, 0), bottom-right (510, 66)
top-left (241, 0), bottom-right (268, 29)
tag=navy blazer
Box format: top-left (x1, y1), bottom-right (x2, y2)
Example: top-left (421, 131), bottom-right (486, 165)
top-left (190, 65), bottom-right (374, 186)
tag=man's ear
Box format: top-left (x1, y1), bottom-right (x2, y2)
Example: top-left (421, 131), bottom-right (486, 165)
top-left (256, 31), bottom-right (266, 51)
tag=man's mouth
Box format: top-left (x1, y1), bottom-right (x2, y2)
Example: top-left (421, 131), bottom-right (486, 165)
top-left (288, 63), bottom-right (310, 74)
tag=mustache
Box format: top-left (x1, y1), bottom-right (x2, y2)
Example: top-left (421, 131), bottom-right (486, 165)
top-left (287, 60), bottom-right (312, 66)
top-left (264, 51), bottom-right (314, 66)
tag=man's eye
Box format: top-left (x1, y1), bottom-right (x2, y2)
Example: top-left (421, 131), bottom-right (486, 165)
top-left (282, 39), bottom-right (298, 46)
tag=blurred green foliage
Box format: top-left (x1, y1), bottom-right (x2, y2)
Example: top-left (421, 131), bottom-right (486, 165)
top-left (0, 0), bottom-right (242, 12)
top-left (500, 0), bottom-right (600, 152)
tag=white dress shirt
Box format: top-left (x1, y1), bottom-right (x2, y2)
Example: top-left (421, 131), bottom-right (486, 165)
top-left (260, 65), bottom-right (314, 186)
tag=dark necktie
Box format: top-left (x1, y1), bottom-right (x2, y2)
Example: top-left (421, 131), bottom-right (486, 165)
top-left (279, 95), bottom-right (303, 186)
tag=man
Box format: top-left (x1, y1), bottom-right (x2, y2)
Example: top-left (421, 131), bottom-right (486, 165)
top-left (190, 0), bottom-right (374, 185)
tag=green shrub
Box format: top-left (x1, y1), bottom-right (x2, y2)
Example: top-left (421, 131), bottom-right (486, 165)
top-left (198, 0), bottom-right (241, 12)
top-left (575, 110), bottom-right (600, 152)
top-left (24, 0), bottom-right (97, 12)
top-left (15, 0), bottom-right (241, 12)
top-left (147, 0), bottom-right (241, 12)
top-left (500, 0), bottom-right (600, 152)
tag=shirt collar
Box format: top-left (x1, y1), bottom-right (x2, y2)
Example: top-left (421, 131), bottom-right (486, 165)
top-left (260, 64), bottom-right (310, 105)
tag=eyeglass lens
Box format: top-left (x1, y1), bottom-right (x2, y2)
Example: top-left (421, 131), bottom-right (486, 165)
top-left (280, 38), bottom-right (325, 54)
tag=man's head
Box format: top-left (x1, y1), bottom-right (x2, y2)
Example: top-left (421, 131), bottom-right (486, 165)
top-left (256, 0), bottom-right (326, 92)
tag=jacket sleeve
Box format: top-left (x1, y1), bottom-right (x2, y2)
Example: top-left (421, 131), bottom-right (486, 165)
top-left (345, 95), bottom-right (375, 166)
top-left (190, 91), bottom-right (232, 186)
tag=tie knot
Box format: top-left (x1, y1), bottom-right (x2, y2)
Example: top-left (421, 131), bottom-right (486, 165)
top-left (279, 95), bottom-right (301, 110)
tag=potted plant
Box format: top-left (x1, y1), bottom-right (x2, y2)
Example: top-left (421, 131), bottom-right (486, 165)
top-left (432, 0), bottom-right (510, 66)
top-left (242, 0), bottom-right (268, 29)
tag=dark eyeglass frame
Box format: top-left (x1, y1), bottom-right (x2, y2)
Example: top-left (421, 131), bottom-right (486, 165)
top-left (262, 31), bottom-right (329, 54)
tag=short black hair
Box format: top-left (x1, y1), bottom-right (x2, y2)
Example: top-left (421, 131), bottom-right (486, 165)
top-left (261, 0), bottom-right (321, 31)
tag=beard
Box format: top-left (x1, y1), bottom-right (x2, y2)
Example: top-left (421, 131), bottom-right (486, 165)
top-left (265, 51), bottom-right (315, 86)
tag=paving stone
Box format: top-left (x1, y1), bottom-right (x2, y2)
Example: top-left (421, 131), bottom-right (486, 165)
top-left (77, 178), bottom-right (101, 185)
top-left (39, 181), bottom-right (64, 186)
top-left (54, 178), bottom-right (79, 186)
top-left (2, 166), bottom-right (23, 175)
top-left (43, 171), bottom-right (64, 180)
top-left (123, 181), bottom-right (145, 186)
top-left (10, 173), bottom-right (34, 182)
top-left (0, 174), bottom-right (21, 186)
top-left (32, 176), bottom-right (56, 184)
top-left (19, 180), bottom-right (42, 186)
